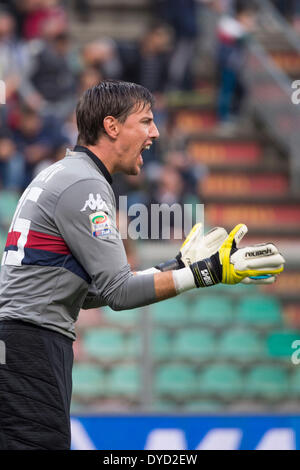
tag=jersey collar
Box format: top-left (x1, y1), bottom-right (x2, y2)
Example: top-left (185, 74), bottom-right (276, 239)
top-left (73, 145), bottom-right (113, 185)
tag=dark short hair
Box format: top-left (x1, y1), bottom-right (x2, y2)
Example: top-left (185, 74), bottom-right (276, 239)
top-left (235, 0), bottom-right (257, 15)
top-left (76, 79), bottom-right (155, 146)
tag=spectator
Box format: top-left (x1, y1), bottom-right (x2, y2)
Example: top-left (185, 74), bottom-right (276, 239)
top-left (0, 127), bottom-right (24, 190)
top-left (216, 0), bottom-right (256, 127)
top-left (0, 8), bottom-right (29, 105)
top-left (154, 0), bottom-right (200, 90)
top-left (20, 0), bottom-right (67, 41)
top-left (147, 164), bottom-right (186, 240)
top-left (113, 171), bottom-right (150, 210)
top-left (61, 110), bottom-right (78, 147)
top-left (12, 104), bottom-right (70, 187)
top-left (81, 38), bottom-right (123, 81)
top-left (22, 17), bottom-right (77, 120)
top-left (73, 0), bottom-right (91, 23)
top-left (0, 1), bottom-right (25, 37)
top-left (156, 165), bottom-right (185, 205)
top-left (60, 67), bottom-right (104, 148)
top-left (120, 22), bottom-right (173, 94)
top-left (208, 0), bottom-right (235, 15)
top-left (164, 149), bottom-right (208, 198)
top-left (78, 67), bottom-right (103, 95)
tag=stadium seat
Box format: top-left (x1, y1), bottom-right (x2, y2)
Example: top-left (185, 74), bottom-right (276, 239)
top-left (227, 400), bottom-right (269, 413)
top-left (267, 330), bottom-right (300, 359)
top-left (172, 328), bottom-right (216, 361)
top-left (151, 399), bottom-right (179, 412)
top-left (70, 399), bottom-right (86, 414)
top-left (150, 297), bottom-right (188, 326)
top-left (126, 333), bottom-right (142, 358)
top-left (183, 400), bottom-right (223, 413)
top-left (102, 306), bottom-right (140, 327)
top-left (151, 329), bottom-right (173, 361)
top-left (83, 328), bottom-right (125, 361)
top-left (211, 281), bottom-right (256, 295)
top-left (245, 365), bottom-right (288, 399)
top-left (275, 400), bottom-right (300, 413)
top-left (154, 364), bottom-right (196, 398)
top-left (290, 369), bottom-right (300, 397)
top-left (219, 329), bottom-right (265, 362)
top-left (197, 364), bottom-right (243, 398)
top-left (0, 190), bottom-right (19, 226)
top-left (190, 296), bottom-right (234, 327)
top-left (236, 296), bottom-right (282, 328)
top-left (72, 364), bottom-right (106, 398)
top-left (106, 364), bottom-right (141, 397)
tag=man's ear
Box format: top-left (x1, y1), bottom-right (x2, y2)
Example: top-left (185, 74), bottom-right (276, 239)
top-left (103, 116), bottom-right (120, 139)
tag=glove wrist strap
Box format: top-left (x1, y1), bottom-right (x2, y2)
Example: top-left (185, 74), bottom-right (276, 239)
top-left (190, 253), bottom-right (222, 288)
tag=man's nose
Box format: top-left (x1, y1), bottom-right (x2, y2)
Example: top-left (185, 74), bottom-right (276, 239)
top-left (150, 122), bottom-right (160, 139)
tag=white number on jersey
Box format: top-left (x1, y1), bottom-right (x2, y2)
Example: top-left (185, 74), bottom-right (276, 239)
top-left (1, 187), bottom-right (43, 266)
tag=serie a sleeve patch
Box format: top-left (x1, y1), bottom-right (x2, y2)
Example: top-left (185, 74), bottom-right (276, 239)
top-left (89, 211), bottom-right (111, 238)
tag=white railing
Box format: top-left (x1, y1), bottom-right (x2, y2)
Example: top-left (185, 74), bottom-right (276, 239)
top-left (256, 0), bottom-right (300, 53)
top-left (245, 40), bottom-right (300, 194)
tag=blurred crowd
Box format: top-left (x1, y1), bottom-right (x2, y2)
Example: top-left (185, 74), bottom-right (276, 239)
top-left (0, 0), bottom-right (203, 194)
top-left (0, 0), bottom-right (260, 242)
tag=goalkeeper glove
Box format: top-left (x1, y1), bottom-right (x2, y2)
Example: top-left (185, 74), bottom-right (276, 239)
top-left (189, 223), bottom-right (285, 288)
top-left (155, 223), bottom-right (228, 271)
top-left (176, 223), bottom-right (228, 268)
top-left (156, 223), bottom-right (278, 285)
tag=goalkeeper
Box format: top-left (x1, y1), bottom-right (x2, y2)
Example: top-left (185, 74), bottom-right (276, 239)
top-left (0, 80), bottom-right (284, 450)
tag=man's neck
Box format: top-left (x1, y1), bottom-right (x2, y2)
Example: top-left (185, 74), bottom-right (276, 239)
top-left (84, 142), bottom-right (117, 175)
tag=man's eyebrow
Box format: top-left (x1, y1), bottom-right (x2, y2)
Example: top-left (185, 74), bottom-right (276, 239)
top-left (140, 115), bottom-right (154, 121)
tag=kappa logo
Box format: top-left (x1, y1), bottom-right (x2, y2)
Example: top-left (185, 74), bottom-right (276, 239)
top-left (81, 194), bottom-right (109, 212)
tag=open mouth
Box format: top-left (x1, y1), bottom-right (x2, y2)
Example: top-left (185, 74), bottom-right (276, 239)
top-left (141, 143), bottom-right (152, 153)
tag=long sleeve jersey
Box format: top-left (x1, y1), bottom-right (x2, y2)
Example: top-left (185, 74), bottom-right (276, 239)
top-left (0, 146), bottom-right (156, 339)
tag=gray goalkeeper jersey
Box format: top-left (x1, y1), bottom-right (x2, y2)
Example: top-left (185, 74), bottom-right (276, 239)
top-left (0, 146), bottom-right (155, 339)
